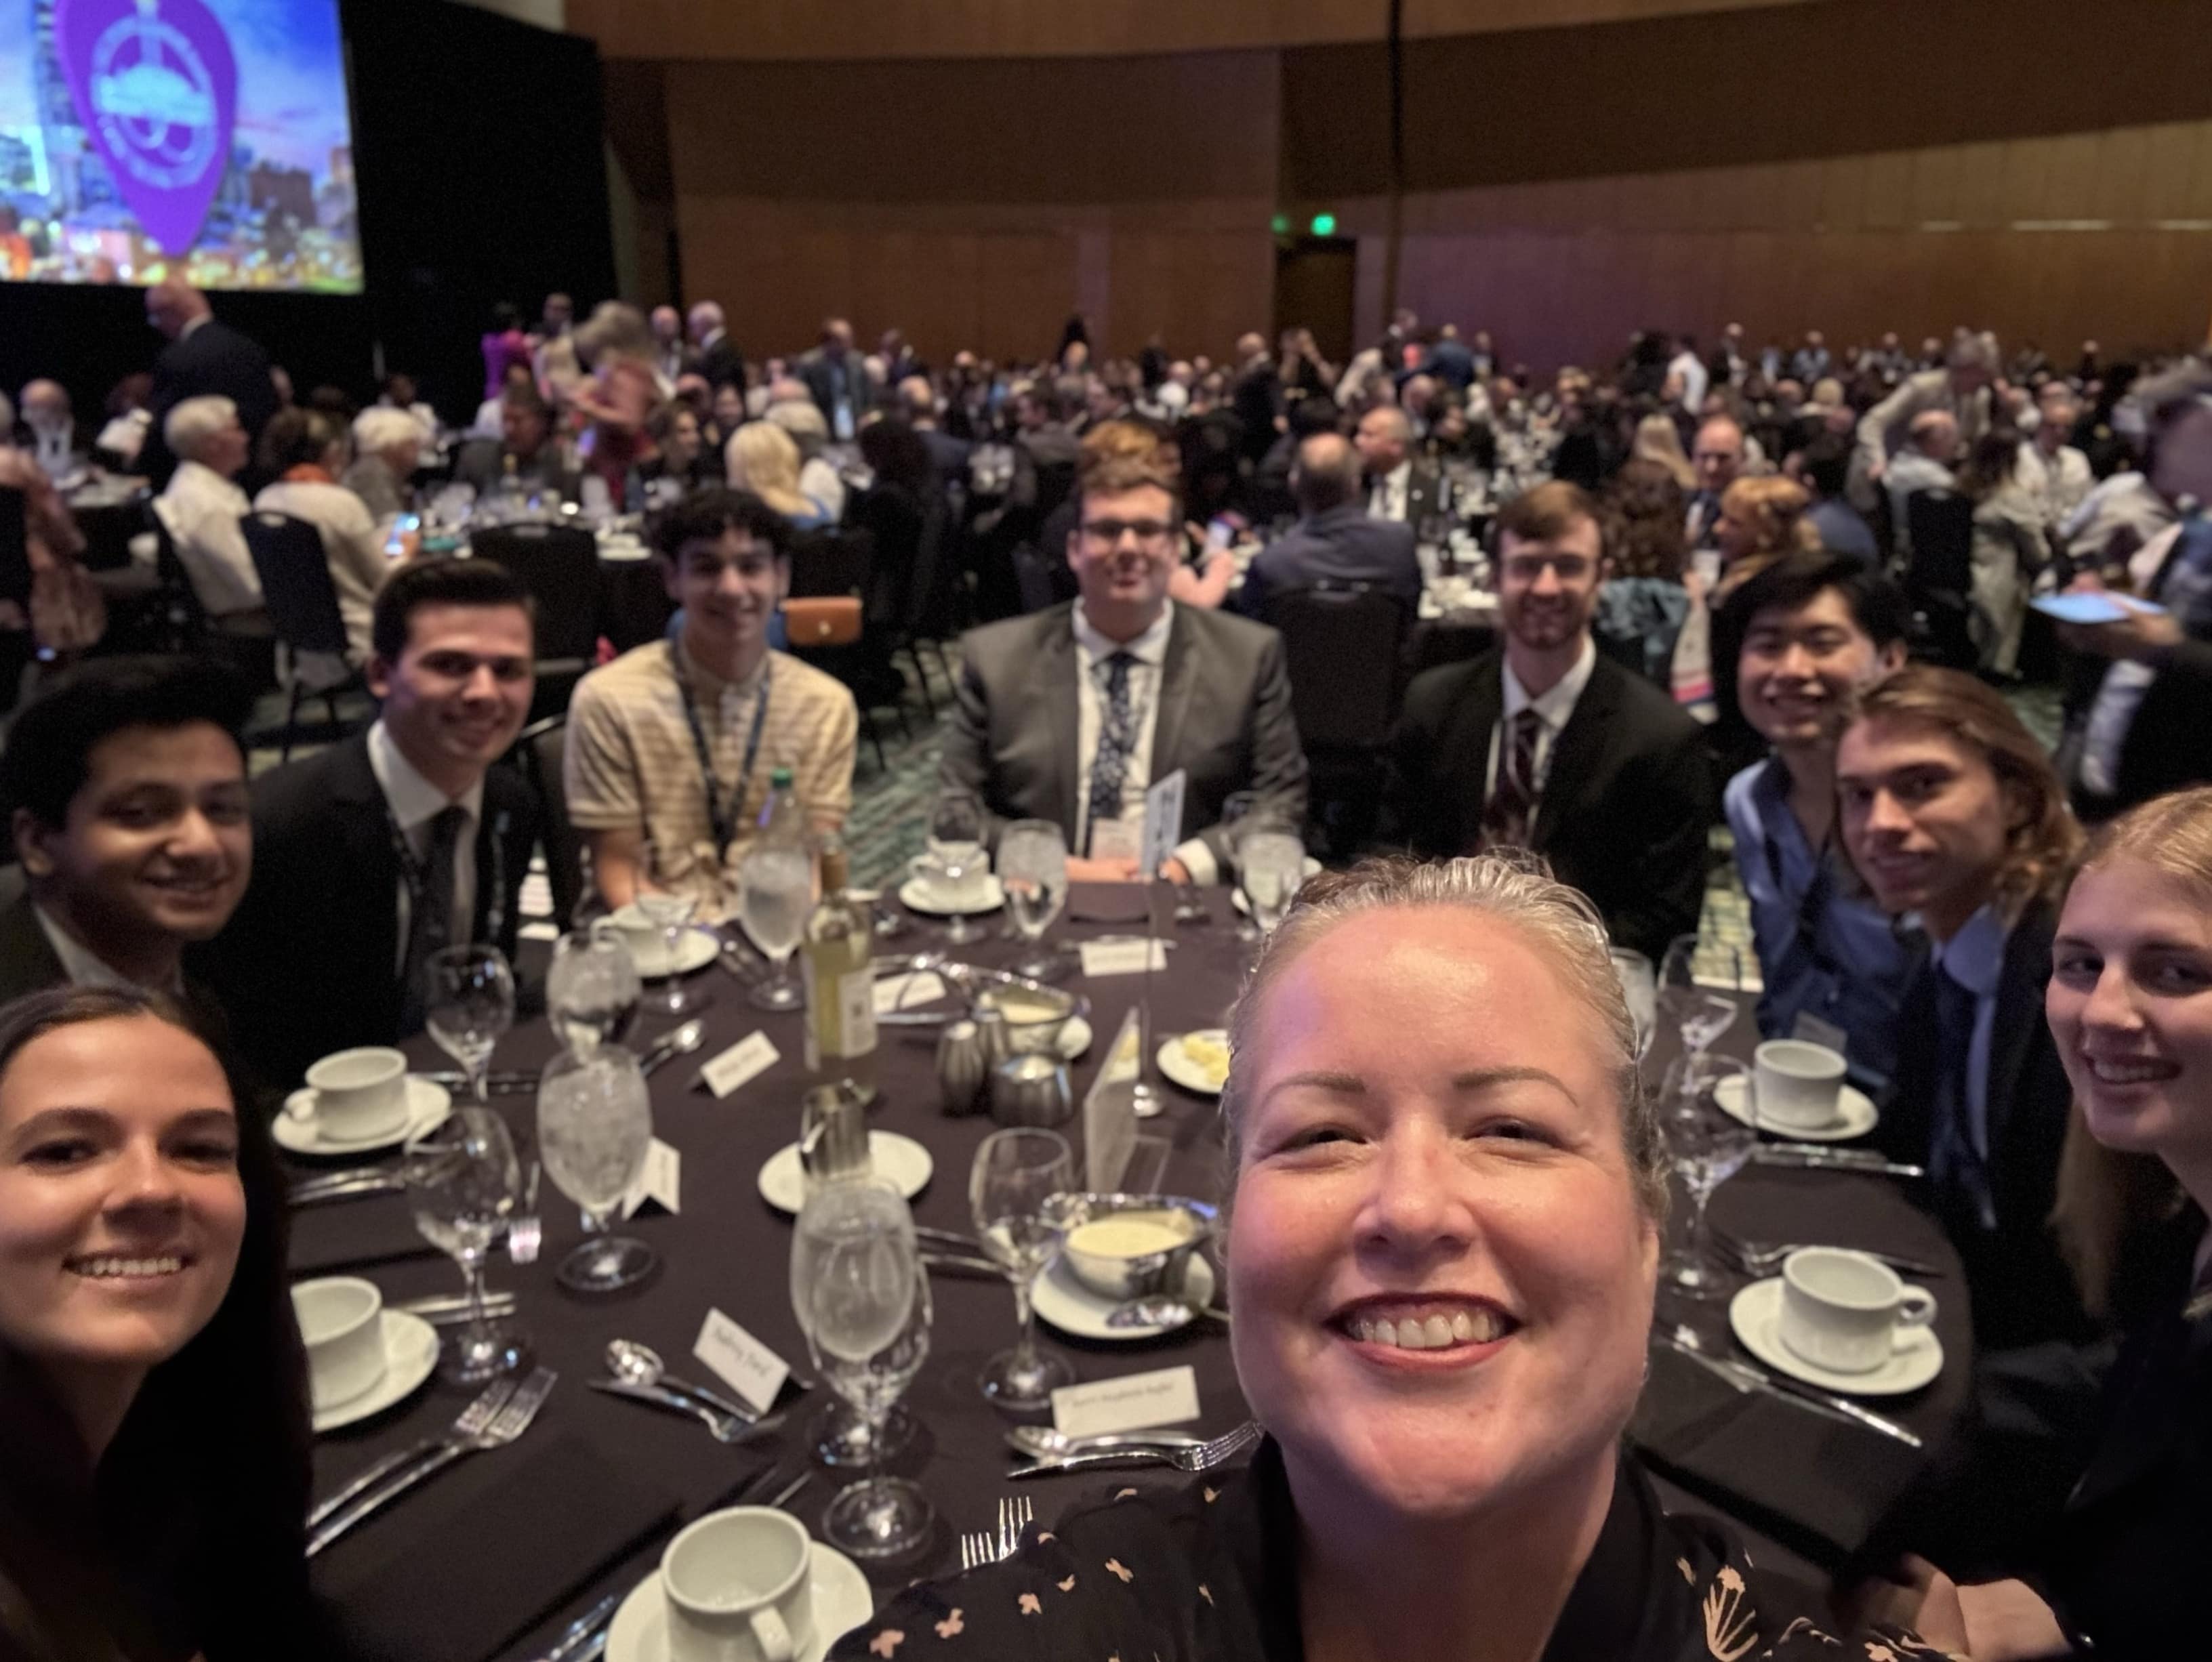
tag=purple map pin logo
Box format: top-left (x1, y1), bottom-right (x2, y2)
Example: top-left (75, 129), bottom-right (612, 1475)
top-left (55, 0), bottom-right (239, 257)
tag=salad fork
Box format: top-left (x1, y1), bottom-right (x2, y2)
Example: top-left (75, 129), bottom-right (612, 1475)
top-left (1008, 1419), bottom-right (1261, 1479)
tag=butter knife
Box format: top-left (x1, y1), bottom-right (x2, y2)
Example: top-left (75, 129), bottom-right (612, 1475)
top-left (1752, 1144), bottom-right (1925, 1179)
top-left (1652, 1333), bottom-right (1921, 1448)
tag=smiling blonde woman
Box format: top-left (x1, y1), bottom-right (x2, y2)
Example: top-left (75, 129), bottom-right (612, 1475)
top-left (832, 856), bottom-right (1940, 1662)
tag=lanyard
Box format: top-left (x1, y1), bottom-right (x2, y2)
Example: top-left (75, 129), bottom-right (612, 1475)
top-left (671, 632), bottom-right (772, 854)
top-left (1758, 778), bottom-right (1845, 984)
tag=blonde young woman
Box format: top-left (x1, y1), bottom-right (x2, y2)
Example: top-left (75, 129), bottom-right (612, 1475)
top-left (724, 421), bottom-right (832, 530)
top-left (832, 858), bottom-right (1943, 1662)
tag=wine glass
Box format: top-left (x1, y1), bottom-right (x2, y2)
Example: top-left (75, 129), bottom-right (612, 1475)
top-left (1239, 829), bottom-right (1307, 936)
top-left (1221, 792), bottom-right (1263, 942)
top-left (968, 1127), bottom-right (1076, 1409)
top-left (637, 839), bottom-right (714, 1016)
top-left (547, 923), bottom-right (641, 1058)
top-left (404, 1106), bottom-right (528, 1381)
top-left (1658, 1056), bottom-right (1756, 1300)
top-left (998, 818), bottom-right (1069, 981)
top-left (926, 789), bottom-right (989, 946)
top-left (424, 944), bottom-right (515, 1106)
top-left (536, 1045), bottom-right (657, 1292)
top-left (792, 1180), bottom-right (934, 1557)
top-left (1658, 934), bottom-right (1741, 1061)
top-left (1609, 949), bottom-right (1658, 1061)
top-left (739, 841), bottom-right (812, 1012)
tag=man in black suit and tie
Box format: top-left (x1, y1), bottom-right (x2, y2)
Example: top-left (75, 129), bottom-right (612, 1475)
top-left (1354, 406), bottom-right (1442, 529)
top-left (1235, 433), bottom-right (1421, 622)
top-left (195, 560), bottom-right (541, 1092)
top-left (798, 318), bottom-right (876, 442)
top-left (1386, 480), bottom-right (1708, 959)
top-left (1685, 415), bottom-right (1745, 551)
top-left (688, 302), bottom-right (745, 394)
top-left (943, 447), bottom-right (1307, 884)
top-left (136, 282), bottom-right (279, 488)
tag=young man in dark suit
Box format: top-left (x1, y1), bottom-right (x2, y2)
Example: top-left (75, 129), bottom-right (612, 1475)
top-left (0, 658), bottom-right (255, 1004)
top-left (136, 282), bottom-right (279, 488)
top-left (1385, 480), bottom-right (1709, 961)
top-left (1839, 665), bottom-right (2087, 1349)
top-left (195, 560), bottom-right (540, 1092)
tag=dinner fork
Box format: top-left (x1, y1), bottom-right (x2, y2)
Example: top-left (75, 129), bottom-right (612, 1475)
top-left (998, 1494), bottom-right (1032, 1559)
top-left (958, 1531), bottom-right (997, 1571)
top-left (1008, 1419), bottom-right (1261, 1480)
top-left (307, 1367), bottom-right (557, 1556)
top-left (1710, 1228), bottom-right (1941, 1279)
top-left (308, 1376), bottom-right (515, 1531)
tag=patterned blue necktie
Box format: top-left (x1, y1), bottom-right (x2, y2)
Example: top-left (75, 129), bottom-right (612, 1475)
top-left (1086, 652), bottom-right (1137, 855)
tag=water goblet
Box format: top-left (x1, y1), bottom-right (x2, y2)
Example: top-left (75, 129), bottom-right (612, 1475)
top-left (1659, 1057), bottom-right (1756, 1300)
top-left (998, 818), bottom-right (1069, 982)
top-left (927, 789), bottom-right (989, 947)
top-left (739, 842), bottom-right (813, 1012)
top-left (1658, 933), bottom-right (1742, 1060)
top-left (424, 944), bottom-right (515, 1106)
top-left (969, 1127), bottom-right (1076, 1409)
top-left (638, 840), bottom-right (711, 1016)
top-left (547, 923), bottom-right (640, 1058)
top-left (404, 1107), bottom-right (528, 1382)
top-left (537, 1045), bottom-right (657, 1293)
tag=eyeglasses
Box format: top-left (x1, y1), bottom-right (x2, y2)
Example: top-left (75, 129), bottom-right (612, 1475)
top-left (1080, 520), bottom-right (1175, 546)
top-left (1502, 554), bottom-right (1595, 583)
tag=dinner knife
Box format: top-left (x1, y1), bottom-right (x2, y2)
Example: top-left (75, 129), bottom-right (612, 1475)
top-left (288, 1173), bottom-right (405, 1205)
top-left (921, 1249), bottom-right (1009, 1279)
top-left (1751, 1144), bottom-right (1925, 1179)
top-left (1651, 1333), bottom-right (1922, 1448)
top-left (532, 1592), bottom-right (621, 1662)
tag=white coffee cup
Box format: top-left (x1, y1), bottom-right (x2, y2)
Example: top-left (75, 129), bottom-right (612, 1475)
top-left (910, 850), bottom-right (988, 906)
top-left (1778, 1247), bottom-right (1937, 1375)
top-left (303, 1047), bottom-right (411, 1141)
top-left (1751, 1039), bottom-right (1847, 1130)
top-left (607, 903), bottom-right (670, 961)
top-left (661, 1505), bottom-right (815, 1662)
top-left (291, 1276), bottom-right (388, 1409)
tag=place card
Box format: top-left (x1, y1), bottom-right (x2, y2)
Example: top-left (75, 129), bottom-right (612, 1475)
top-left (1140, 769), bottom-right (1187, 879)
top-left (621, 1138), bottom-right (681, 1219)
top-left (875, 970), bottom-right (948, 1014)
top-left (1051, 1365), bottom-right (1202, 1439)
top-left (693, 1308), bottom-right (790, 1415)
top-left (1080, 938), bottom-right (1168, 978)
top-left (699, 1031), bottom-right (779, 1098)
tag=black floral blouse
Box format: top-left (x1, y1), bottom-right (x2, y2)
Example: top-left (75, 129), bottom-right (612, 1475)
top-left (832, 1440), bottom-right (1955, 1662)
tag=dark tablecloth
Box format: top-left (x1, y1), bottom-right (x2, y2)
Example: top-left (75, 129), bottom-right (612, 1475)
top-left (293, 887), bottom-right (1965, 1658)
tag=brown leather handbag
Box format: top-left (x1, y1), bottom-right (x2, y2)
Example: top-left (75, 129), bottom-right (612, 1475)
top-left (780, 597), bottom-right (862, 646)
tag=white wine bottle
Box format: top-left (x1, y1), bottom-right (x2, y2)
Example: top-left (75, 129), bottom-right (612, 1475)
top-left (800, 835), bottom-right (877, 1098)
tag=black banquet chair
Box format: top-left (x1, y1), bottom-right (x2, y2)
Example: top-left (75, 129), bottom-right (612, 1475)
top-left (1269, 582), bottom-right (1409, 858)
top-left (786, 526), bottom-right (908, 772)
top-left (240, 510), bottom-right (368, 761)
top-left (469, 523), bottom-right (602, 720)
top-left (1903, 489), bottom-right (1977, 670)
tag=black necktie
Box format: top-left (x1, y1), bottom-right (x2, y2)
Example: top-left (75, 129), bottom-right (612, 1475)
top-left (1086, 652), bottom-right (1137, 854)
top-left (1481, 708), bottom-right (1543, 851)
top-left (400, 804), bottom-right (469, 1033)
top-left (1927, 965), bottom-right (1994, 1230)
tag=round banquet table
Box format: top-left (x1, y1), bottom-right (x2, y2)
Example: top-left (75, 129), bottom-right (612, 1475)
top-left (293, 886), bottom-right (1967, 1661)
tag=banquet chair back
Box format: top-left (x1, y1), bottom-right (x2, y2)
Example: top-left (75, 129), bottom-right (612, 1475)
top-left (241, 511), bottom-right (348, 657)
top-left (469, 524), bottom-right (600, 664)
top-left (512, 715), bottom-right (583, 927)
top-left (1903, 489), bottom-right (1977, 669)
top-left (146, 500), bottom-right (210, 651)
top-left (784, 526), bottom-right (905, 774)
top-left (1272, 583), bottom-right (1407, 749)
top-left (0, 489), bottom-right (32, 610)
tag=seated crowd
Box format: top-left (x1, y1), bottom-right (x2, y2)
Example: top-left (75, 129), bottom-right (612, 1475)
top-left (1, 288), bottom-right (2209, 1661)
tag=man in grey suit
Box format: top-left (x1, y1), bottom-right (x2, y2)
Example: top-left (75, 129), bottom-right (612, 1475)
top-left (1236, 433), bottom-right (1422, 622)
top-left (1354, 406), bottom-right (1442, 528)
top-left (943, 451), bottom-right (1308, 884)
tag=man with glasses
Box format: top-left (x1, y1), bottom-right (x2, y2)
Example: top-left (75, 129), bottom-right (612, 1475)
top-left (941, 450), bottom-right (1307, 883)
top-left (196, 560), bottom-right (543, 1091)
top-left (1385, 480), bottom-right (1708, 959)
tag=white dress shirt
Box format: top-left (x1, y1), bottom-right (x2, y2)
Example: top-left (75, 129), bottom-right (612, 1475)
top-left (1070, 605), bottom-right (1217, 884)
top-left (1368, 460), bottom-right (1412, 522)
top-left (2016, 440), bottom-right (2093, 528)
top-left (1668, 350), bottom-right (1709, 413)
top-left (1485, 637), bottom-right (1599, 804)
top-left (368, 720), bottom-right (483, 976)
top-left (156, 461), bottom-right (262, 617)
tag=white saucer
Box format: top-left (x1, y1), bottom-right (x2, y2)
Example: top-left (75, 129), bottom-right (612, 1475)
top-left (629, 927), bottom-right (720, 980)
top-left (1231, 856), bottom-right (1322, 913)
top-left (1157, 1029), bottom-right (1229, 1096)
top-left (1727, 1276), bottom-right (1943, 1397)
top-left (897, 875), bottom-right (1005, 917)
top-left (1714, 1075), bottom-right (1878, 1142)
top-left (276, 1077), bottom-right (453, 1156)
top-left (606, 1540), bottom-right (873, 1662)
top-left (1034, 1253), bottom-right (1218, 1342)
top-left (312, 1310), bottom-right (440, 1433)
top-left (597, 539), bottom-right (653, 564)
top-left (758, 1131), bottom-right (935, 1213)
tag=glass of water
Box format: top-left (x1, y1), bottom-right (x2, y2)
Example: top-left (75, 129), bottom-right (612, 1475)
top-left (998, 818), bottom-right (1069, 981)
top-left (424, 944), bottom-right (515, 1106)
top-left (926, 788), bottom-right (989, 946)
top-left (1239, 829), bottom-right (1307, 936)
top-left (638, 840), bottom-right (710, 1016)
top-left (548, 923), bottom-right (641, 1058)
top-left (1610, 948), bottom-right (1658, 1061)
top-left (1659, 1056), bottom-right (1756, 1300)
top-left (740, 841), bottom-right (813, 1012)
top-left (969, 1127), bottom-right (1075, 1409)
top-left (537, 1045), bottom-right (657, 1293)
top-left (792, 1180), bottom-right (934, 1557)
top-left (405, 1106), bottom-right (527, 1381)
top-left (1659, 933), bottom-right (1742, 1060)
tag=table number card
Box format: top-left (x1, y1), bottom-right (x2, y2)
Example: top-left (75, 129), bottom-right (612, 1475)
top-left (693, 1308), bottom-right (790, 1415)
top-left (1141, 769), bottom-right (1187, 879)
top-left (699, 1031), bottom-right (779, 1098)
top-left (621, 1138), bottom-right (682, 1219)
top-left (1051, 1365), bottom-right (1202, 1438)
top-left (1083, 1006), bottom-right (1145, 1192)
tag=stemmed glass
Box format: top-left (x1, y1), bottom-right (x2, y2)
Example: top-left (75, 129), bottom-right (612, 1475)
top-left (547, 923), bottom-right (641, 1058)
top-left (927, 789), bottom-right (989, 946)
top-left (424, 944), bottom-right (515, 1106)
top-left (1222, 793), bottom-right (1264, 942)
top-left (998, 818), bottom-right (1069, 981)
top-left (405, 1106), bottom-right (528, 1381)
top-left (536, 1045), bottom-right (657, 1292)
top-left (1658, 934), bottom-right (1742, 1067)
top-left (792, 1180), bottom-right (935, 1557)
top-left (1659, 1056), bottom-right (1756, 1300)
top-left (1610, 949), bottom-right (1658, 1060)
top-left (638, 840), bottom-right (710, 1016)
top-left (969, 1127), bottom-right (1076, 1409)
top-left (739, 840), bottom-right (812, 1011)
top-left (1239, 825), bottom-right (1307, 938)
